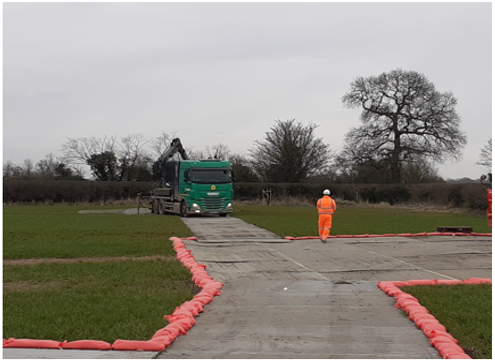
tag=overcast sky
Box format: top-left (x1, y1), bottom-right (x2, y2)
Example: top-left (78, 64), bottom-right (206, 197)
top-left (3, 2), bottom-right (492, 180)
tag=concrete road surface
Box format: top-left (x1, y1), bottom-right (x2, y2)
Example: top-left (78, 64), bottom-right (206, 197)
top-left (4, 215), bottom-right (491, 359)
top-left (157, 216), bottom-right (491, 359)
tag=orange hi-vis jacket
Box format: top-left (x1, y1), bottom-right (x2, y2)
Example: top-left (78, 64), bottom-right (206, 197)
top-left (317, 196), bottom-right (337, 215)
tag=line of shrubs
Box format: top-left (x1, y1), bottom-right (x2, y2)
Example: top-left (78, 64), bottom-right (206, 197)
top-left (2, 179), bottom-right (489, 211)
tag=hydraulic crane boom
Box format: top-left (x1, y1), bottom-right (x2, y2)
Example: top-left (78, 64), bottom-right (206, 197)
top-left (157, 138), bottom-right (188, 187)
top-left (159, 138), bottom-right (188, 163)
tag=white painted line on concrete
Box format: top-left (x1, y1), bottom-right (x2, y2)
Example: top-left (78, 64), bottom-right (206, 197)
top-left (262, 244), bottom-right (330, 281)
top-left (357, 248), bottom-right (458, 280)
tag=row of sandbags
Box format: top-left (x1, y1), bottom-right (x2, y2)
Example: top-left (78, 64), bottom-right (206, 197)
top-left (3, 236), bottom-right (223, 352)
top-left (286, 232), bottom-right (492, 240)
top-left (377, 278), bottom-right (492, 359)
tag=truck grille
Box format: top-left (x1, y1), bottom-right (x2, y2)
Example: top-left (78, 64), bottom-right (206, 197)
top-left (202, 197), bottom-right (223, 210)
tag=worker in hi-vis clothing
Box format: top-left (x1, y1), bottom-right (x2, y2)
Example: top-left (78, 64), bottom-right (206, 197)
top-left (317, 189), bottom-right (337, 243)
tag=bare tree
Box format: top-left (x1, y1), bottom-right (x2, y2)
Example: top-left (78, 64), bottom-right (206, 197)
top-left (62, 135), bottom-right (118, 166)
top-left (250, 119), bottom-right (332, 182)
top-left (477, 138), bottom-right (492, 170)
top-left (35, 153), bottom-right (58, 179)
top-left (342, 69), bottom-right (467, 183)
top-left (62, 134), bottom-right (153, 181)
top-left (204, 143), bottom-right (231, 160)
top-left (3, 155), bottom-right (84, 180)
top-left (149, 131), bottom-right (177, 158)
top-left (3, 161), bottom-right (24, 179)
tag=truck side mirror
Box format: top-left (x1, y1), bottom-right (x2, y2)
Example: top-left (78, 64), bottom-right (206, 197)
top-left (184, 169), bottom-right (190, 183)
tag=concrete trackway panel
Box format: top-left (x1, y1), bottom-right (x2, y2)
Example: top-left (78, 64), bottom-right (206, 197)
top-left (159, 216), bottom-right (491, 358)
top-left (159, 280), bottom-right (437, 359)
top-left (2, 349), bottom-right (157, 359)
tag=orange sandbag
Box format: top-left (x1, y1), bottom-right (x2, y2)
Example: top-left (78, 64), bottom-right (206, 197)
top-left (166, 309), bottom-right (194, 320)
top-left (111, 339), bottom-right (166, 352)
top-left (434, 342), bottom-right (467, 358)
top-left (396, 299), bottom-right (419, 310)
top-left (193, 294), bottom-right (213, 304)
top-left (420, 321), bottom-right (447, 335)
top-left (434, 279), bottom-right (460, 285)
top-left (394, 293), bottom-right (417, 302)
top-left (61, 340), bottom-right (112, 350)
top-left (3, 338), bottom-right (62, 349)
top-left (201, 285), bottom-right (222, 297)
top-left (445, 354), bottom-right (471, 359)
top-left (152, 328), bottom-right (172, 339)
top-left (429, 330), bottom-right (457, 342)
top-left (464, 278), bottom-right (491, 284)
top-left (165, 313), bottom-right (195, 324)
top-left (196, 287), bottom-right (220, 298)
top-left (149, 336), bottom-right (172, 347)
top-left (406, 279), bottom-right (435, 286)
top-left (405, 306), bottom-right (429, 318)
top-left (168, 316), bottom-right (196, 331)
top-left (164, 321), bottom-right (188, 336)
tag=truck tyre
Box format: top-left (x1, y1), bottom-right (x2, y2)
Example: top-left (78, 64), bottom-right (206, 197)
top-left (158, 200), bottom-right (165, 215)
top-left (180, 201), bottom-right (188, 218)
top-left (151, 200), bottom-right (157, 214)
top-left (219, 213), bottom-right (228, 217)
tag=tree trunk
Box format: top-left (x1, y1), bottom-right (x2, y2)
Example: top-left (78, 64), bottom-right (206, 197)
top-left (390, 116), bottom-right (401, 183)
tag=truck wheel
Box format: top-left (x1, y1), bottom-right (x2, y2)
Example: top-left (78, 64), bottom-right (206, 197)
top-left (180, 201), bottom-right (188, 218)
top-left (151, 200), bottom-right (157, 214)
top-left (158, 200), bottom-right (165, 215)
top-left (219, 213), bottom-right (228, 217)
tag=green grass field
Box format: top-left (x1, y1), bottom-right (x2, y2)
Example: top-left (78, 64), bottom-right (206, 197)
top-left (231, 204), bottom-right (492, 237)
top-left (402, 284), bottom-right (492, 359)
top-left (3, 204), bottom-right (492, 357)
top-left (3, 205), bottom-right (196, 341)
top-left (3, 206), bottom-right (192, 259)
top-left (4, 260), bottom-right (198, 342)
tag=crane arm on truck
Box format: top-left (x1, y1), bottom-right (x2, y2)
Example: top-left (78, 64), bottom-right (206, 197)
top-left (157, 138), bottom-right (188, 187)
top-left (159, 138), bottom-right (188, 163)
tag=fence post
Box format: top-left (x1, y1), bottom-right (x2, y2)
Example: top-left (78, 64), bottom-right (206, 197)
top-left (262, 188), bottom-right (271, 206)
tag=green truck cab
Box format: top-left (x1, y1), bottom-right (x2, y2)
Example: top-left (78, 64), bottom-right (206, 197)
top-left (178, 160), bottom-right (234, 216)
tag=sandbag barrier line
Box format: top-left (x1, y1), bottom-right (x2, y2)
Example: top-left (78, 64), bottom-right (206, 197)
top-left (3, 236), bottom-right (223, 352)
top-left (285, 232), bottom-right (492, 240)
top-left (377, 278), bottom-right (492, 359)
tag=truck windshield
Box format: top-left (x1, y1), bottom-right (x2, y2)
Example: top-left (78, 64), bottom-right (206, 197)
top-left (191, 169), bottom-right (232, 184)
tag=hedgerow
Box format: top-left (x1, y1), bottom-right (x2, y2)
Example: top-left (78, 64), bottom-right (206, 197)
top-left (3, 179), bottom-right (489, 210)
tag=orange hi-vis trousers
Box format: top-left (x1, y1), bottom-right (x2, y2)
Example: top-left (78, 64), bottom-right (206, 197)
top-left (318, 214), bottom-right (333, 239)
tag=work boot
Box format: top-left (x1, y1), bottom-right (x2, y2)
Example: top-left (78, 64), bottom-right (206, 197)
top-left (320, 238), bottom-right (327, 244)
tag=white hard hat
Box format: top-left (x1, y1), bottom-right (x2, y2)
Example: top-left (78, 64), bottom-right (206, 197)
top-left (323, 189), bottom-right (331, 195)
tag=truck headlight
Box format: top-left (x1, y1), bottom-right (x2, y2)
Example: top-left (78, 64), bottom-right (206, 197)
top-left (226, 203), bottom-right (233, 209)
top-left (192, 203), bottom-right (200, 209)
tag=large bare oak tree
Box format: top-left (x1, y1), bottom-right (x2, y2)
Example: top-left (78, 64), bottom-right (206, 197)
top-left (341, 69), bottom-right (467, 183)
